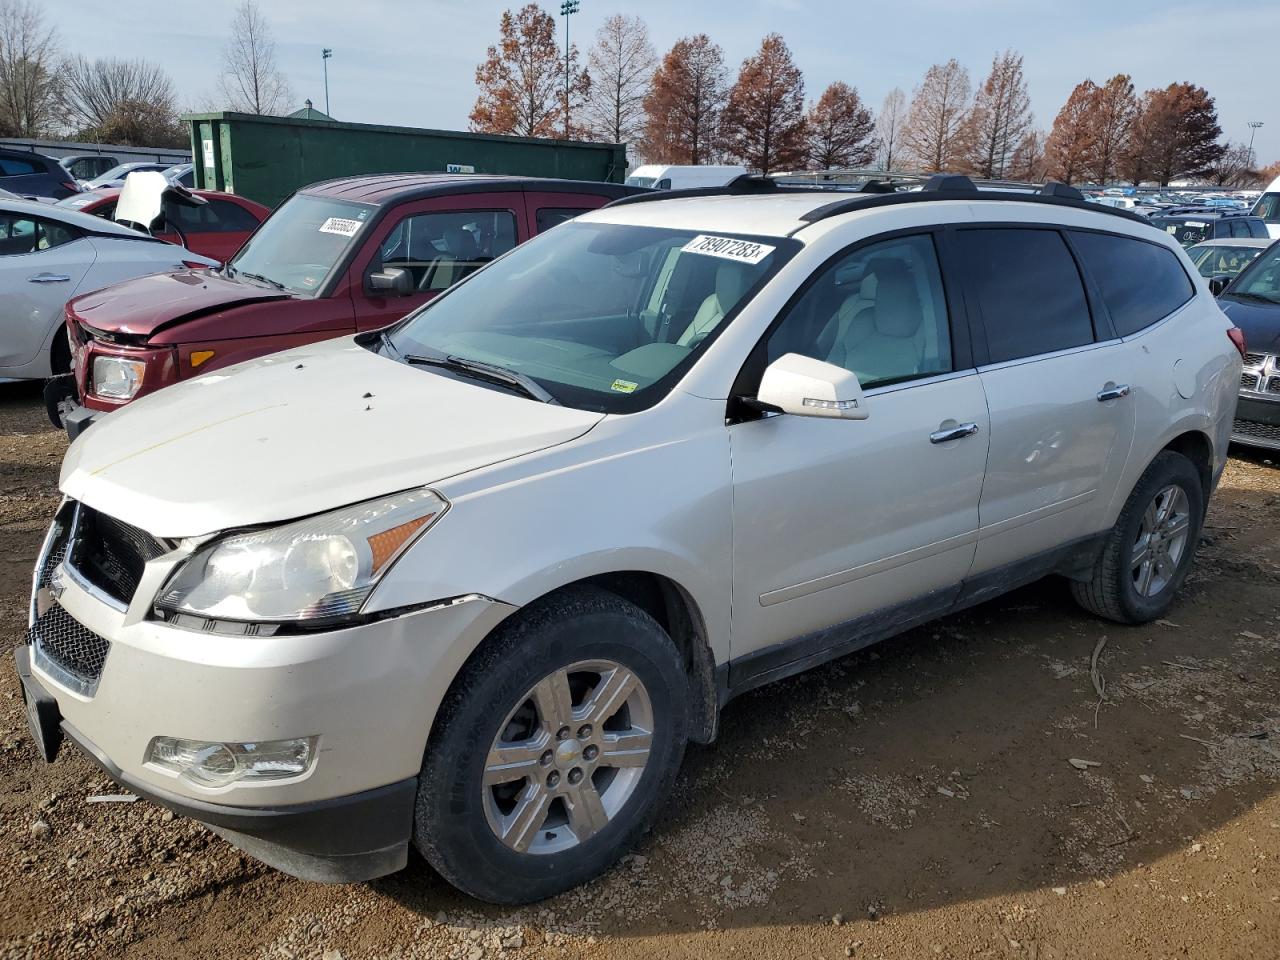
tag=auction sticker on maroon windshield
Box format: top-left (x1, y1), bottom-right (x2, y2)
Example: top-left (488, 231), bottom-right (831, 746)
top-left (319, 217), bottom-right (363, 237)
top-left (682, 235), bottom-right (775, 265)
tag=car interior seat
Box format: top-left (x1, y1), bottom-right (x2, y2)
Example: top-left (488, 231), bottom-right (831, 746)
top-left (676, 263), bottom-right (750, 347)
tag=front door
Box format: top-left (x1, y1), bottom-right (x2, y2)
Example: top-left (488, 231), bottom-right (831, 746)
top-left (351, 194), bottom-right (526, 332)
top-left (0, 213), bottom-right (92, 375)
top-left (728, 233), bottom-right (989, 680)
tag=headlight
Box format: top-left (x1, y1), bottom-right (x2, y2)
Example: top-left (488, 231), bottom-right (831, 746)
top-left (92, 355), bottom-right (146, 399)
top-left (157, 488), bottom-right (447, 623)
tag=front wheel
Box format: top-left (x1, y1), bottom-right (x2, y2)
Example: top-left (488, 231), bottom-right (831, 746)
top-left (414, 587), bottom-right (689, 904)
top-left (1070, 451), bottom-right (1204, 623)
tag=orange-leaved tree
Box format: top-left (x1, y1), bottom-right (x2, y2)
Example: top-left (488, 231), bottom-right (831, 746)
top-left (720, 33), bottom-right (807, 174)
top-left (806, 81), bottom-right (876, 170)
top-left (642, 34), bottom-right (727, 164)
top-left (1045, 79), bottom-right (1097, 184)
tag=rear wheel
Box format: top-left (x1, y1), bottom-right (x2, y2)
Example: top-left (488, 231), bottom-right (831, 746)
top-left (414, 586), bottom-right (689, 904)
top-left (1070, 451), bottom-right (1204, 623)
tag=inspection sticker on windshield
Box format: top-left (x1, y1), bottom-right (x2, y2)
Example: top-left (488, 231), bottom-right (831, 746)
top-left (610, 378), bottom-right (638, 394)
top-left (319, 217), bottom-right (362, 237)
top-left (682, 234), bottom-right (775, 265)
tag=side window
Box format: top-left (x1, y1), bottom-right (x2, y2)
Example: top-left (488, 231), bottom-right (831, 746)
top-left (0, 156), bottom-right (39, 176)
top-left (1253, 194), bottom-right (1280, 224)
top-left (766, 234), bottom-right (953, 388)
top-left (206, 200), bottom-right (261, 232)
top-left (535, 207), bottom-right (592, 232)
top-left (959, 228), bottom-right (1093, 363)
top-left (1070, 232), bottom-right (1194, 336)
top-left (1249, 219), bottom-right (1270, 239)
top-left (1229, 219), bottom-right (1251, 238)
top-left (0, 215), bottom-right (77, 255)
top-left (378, 210), bottom-right (518, 292)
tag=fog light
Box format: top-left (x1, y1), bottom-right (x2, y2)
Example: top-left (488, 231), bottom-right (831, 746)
top-left (92, 355), bottom-right (146, 399)
top-left (145, 735), bottom-right (317, 786)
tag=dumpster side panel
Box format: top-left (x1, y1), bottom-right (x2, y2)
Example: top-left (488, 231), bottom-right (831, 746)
top-left (184, 113), bottom-right (628, 208)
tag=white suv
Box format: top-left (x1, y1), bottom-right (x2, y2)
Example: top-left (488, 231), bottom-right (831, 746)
top-left (17, 176), bottom-right (1243, 903)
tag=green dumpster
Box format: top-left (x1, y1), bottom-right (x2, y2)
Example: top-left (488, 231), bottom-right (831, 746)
top-left (184, 112), bottom-right (629, 208)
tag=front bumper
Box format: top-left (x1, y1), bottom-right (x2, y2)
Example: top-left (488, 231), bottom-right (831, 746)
top-left (17, 644), bottom-right (414, 882)
top-left (19, 536), bottom-right (516, 881)
top-left (1232, 395), bottom-right (1280, 451)
top-left (43, 375), bottom-right (98, 440)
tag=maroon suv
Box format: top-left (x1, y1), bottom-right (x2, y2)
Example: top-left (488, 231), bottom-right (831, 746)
top-left (53, 175), bottom-right (642, 436)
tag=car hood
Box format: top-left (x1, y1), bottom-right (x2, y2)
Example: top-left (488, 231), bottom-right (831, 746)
top-left (69, 269), bottom-right (292, 338)
top-left (1220, 297), bottom-right (1280, 355)
top-left (60, 338), bottom-right (605, 537)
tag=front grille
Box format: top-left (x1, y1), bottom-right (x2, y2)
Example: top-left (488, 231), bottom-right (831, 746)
top-left (1269, 380), bottom-right (1280, 395)
top-left (1242, 372), bottom-right (1260, 390)
top-left (68, 505), bottom-right (167, 606)
top-left (27, 602), bottom-right (111, 689)
top-left (1243, 352), bottom-right (1265, 367)
top-left (1234, 418), bottom-right (1280, 444)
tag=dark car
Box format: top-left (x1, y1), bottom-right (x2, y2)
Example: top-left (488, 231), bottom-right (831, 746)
top-left (1216, 241), bottom-right (1280, 450)
top-left (58, 154), bottom-right (120, 181)
top-left (1148, 207), bottom-right (1269, 247)
top-left (0, 148), bottom-right (79, 199)
top-left (54, 174), bottom-right (646, 435)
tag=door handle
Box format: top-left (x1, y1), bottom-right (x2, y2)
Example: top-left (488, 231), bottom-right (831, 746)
top-left (28, 273), bottom-right (71, 283)
top-left (1097, 383), bottom-right (1131, 402)
top-left (930, 422), bottom-right (980, 444)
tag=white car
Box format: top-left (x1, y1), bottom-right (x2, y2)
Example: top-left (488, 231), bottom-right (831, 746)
top-left (0, 198), bottom-right (215, 382)
top-left (18, 176), bottom-right (1241, 904)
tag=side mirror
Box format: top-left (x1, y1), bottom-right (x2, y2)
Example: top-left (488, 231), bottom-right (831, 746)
top-left (754, 353), bottom-right (868, 420)
top-left (367, 266), bottom-right (412, 297)
top-left (1207, 274), bottom-right (1231, 297)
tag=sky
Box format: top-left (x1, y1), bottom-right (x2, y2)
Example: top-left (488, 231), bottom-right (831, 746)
top-left (47, 0), bottom-right (1279, 167)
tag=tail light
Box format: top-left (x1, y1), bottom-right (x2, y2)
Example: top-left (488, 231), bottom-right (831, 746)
top-left (61, 182), bottom-right (80, 194)
top-left (1227, 327), bottom-right (1247, 359)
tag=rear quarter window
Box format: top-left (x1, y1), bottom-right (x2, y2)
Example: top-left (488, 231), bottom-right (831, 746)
top-left (1070, 232), bottom-right (1194, 336)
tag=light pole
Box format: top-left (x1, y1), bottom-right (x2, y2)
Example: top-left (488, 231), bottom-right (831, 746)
top-left (1247, 121), bottom-right (1263, 168)
top-left (322, 48), bottom-right (333, 117)
top-left (559, 0), bottom-right (579, 139)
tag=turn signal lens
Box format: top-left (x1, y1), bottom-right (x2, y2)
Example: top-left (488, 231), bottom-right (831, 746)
top-left (189, 350), bottom-right (215, 368)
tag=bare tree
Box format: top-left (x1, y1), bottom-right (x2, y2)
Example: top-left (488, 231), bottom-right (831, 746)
top-left (875, 87), bottom-right (907, 171)
top-left (0, 0), bottom-right (60, 137)
top-left (60, 56), bottom-right (183, 145)
top-left (902, 60), bottom-right (972, 172)
top-left (582, 14), bottom-right (654, 148)
top-left (1008, 128), bottom-right (1048, 182)
top-left (218, 0), bottom-right (293, 116)
top-left (1207, 143), bottom-right (1257, 188)
top-left (966, 50), bottom-right (1031, 179)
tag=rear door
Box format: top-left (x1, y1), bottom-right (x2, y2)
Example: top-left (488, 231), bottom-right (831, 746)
top-left (524, 190), bottom-right (617, 237)
top-left (956, 226), bottom-right (1136, 575)
top-left (349, 193), bottom-right (526, 331)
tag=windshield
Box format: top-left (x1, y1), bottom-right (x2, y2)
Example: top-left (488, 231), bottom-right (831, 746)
top-left (1152, 218), bottom-right (1211, 246)
top-left (228, 194), bottom-right (375, 295)
top-left (384, 221), bottom-right (796, 412)
top-left (1188, 244), bottom-right (1265, 278)
top-left (625, 176), bottom-right (657, 188)
top-left (1230, 246), bottom-right (1280, 303)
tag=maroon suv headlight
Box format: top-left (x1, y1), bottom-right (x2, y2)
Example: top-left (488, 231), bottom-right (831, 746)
top-left (92, 355), bottom-right (146, 399)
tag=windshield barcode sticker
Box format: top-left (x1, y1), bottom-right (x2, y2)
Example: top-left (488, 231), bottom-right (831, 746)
top-left (682, 235), bottom-right (775, 265)
top-left (319, 217), bottom-right (362, 237)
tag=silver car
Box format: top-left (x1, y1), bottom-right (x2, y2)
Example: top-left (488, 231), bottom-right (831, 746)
top-left (18, 177), bottom-right (1241, 903)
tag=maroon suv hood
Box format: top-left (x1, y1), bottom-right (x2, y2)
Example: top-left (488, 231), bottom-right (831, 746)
top-left (69, 269), bottom-right (292, 338)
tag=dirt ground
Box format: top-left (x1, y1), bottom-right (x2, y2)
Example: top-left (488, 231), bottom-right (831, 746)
top-left (0, 380), bottom-right (1278, 960)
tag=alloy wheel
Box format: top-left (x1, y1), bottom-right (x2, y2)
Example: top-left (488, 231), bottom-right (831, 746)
top-left (482, 659), bottom-right (654, 856)
top-left (1131, 483), bottom-right (1192, 597)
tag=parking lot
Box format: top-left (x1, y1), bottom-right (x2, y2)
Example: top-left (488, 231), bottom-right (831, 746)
top-left (0, 379), bottom-right (1275, 960)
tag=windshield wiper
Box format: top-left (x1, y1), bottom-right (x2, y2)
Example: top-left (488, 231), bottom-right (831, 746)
top-left (402, 352), bottom-right (559, 405)
top-left (1229, 291), bottom-right (1280, 305)
top-left (237, 270), bottom-right (286, 291)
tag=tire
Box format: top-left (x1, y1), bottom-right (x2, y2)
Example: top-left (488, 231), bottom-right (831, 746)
top-left (414, 585), bottom-right (689, 904)
top-left (1070, 451), bottom-right (1204, 624)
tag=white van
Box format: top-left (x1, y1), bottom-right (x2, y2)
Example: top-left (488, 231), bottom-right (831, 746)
top-left (1252, 175), bottom-right (1280, 239)
top-left (625, 164), bottom-right (747, 190)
